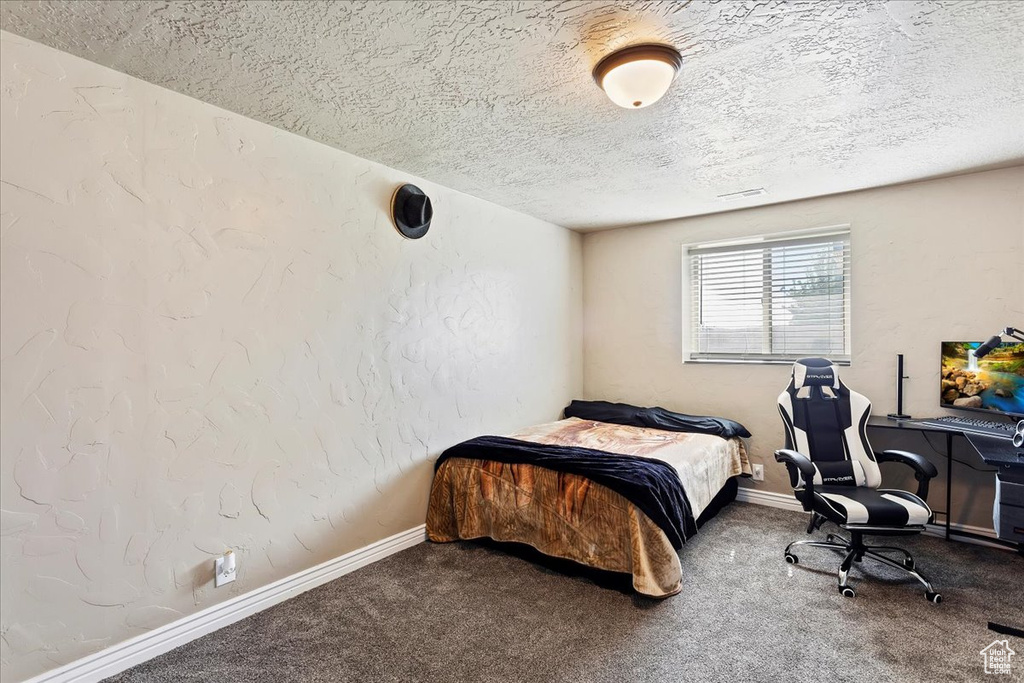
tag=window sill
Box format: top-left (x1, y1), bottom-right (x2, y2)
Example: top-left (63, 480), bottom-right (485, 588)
top-left (685, 358), bottom-right (851, 366)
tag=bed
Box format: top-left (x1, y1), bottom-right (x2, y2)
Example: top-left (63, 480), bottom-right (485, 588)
top-left (426, 406), bottom-right (751, 597)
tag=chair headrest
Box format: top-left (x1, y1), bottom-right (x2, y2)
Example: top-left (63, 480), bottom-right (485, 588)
top-left (792, 357), bottom-right (841, 390)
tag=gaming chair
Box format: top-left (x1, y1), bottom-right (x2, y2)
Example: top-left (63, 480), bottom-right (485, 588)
top-left (775, 358), bottom-right (942, 602)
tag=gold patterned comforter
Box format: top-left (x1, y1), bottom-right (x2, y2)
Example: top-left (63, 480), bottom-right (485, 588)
top-left (425, 417), bottom-right (750, 597)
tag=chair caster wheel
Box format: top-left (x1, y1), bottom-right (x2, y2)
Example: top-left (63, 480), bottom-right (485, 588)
top-left (840, 586), bottom-right (857, 598)
top-left (926, 592), bottom-right (942, 604)
top-left (826, 534), bottom-right (836, 542)
top-left (903, 558), bottom-right (915, 570)
top-left (785, 553), bottom-right (798, 564)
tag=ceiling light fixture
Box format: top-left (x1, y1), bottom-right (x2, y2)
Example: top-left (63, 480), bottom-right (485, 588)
top-left (593, 43), bottom-right (682, 109)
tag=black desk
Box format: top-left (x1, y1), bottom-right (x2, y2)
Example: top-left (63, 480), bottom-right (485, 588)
top-left (966, 432), bottom-right (1024, 470)
top-left (868, 417), bottom-right (1024, 639)
top-left (866, 416), bottom-right (1023, 553)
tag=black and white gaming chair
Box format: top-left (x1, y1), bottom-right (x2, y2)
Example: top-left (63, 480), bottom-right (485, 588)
top-left (776, 358), bottom-right (942, 602)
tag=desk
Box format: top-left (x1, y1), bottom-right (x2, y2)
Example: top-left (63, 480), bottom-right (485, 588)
top-left (868, 416), bottom-right (1023, 639)
top-left (866, 416), bottom-right (1023, 553)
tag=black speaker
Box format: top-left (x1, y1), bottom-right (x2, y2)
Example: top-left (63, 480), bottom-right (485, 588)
top-left (887, 353), bottom-right (911, 420)
top-left (391, 184), bottom-right (432, 239)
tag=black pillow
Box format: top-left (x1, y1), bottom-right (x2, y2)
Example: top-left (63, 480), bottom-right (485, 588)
top-left (563, 399), bottom-right (752, 439)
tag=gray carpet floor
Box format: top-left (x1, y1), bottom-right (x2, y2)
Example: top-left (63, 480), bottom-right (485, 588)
top-left (105, 503), bottom-right (1023, 683)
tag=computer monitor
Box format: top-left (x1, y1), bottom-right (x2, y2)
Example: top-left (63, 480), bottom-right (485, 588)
top-left (940, 341), bottom-right (1024, 418)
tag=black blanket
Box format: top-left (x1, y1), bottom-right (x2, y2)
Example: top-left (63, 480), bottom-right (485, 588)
top-left (564, 399), bottom-right (752, 439)
top-left (435, 435), bottom-right (696, 549)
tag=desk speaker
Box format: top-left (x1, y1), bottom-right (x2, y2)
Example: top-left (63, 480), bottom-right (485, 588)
top-left (1014, 420), bottom-right (1024, 449)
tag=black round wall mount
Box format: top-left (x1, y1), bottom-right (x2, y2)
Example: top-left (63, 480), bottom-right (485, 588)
top-left (391, 184), bottom-right (432, 239)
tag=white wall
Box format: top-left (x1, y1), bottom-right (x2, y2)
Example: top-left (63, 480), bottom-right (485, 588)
top-left (583, 167), bottom-right (1023, 522)
top-left (0, 32), bottom-right (582, 682)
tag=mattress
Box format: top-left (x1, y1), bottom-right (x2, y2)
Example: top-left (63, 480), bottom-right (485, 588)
top-left (425, 417), bottom-right (750, 597)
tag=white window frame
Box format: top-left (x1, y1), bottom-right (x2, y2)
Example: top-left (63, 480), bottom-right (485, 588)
top-left (682, 226), bottom-right (852, 365)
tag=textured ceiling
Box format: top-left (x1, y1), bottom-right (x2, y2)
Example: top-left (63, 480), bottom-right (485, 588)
top-left (1, 0), bottom-right (1022, 230)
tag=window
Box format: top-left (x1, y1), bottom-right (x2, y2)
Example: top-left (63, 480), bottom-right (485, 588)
top-left (686, 228), bottom-right (851, 364)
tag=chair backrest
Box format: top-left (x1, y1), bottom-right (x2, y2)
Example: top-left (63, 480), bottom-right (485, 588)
top-left (777, 358), bottom-right (881, 489)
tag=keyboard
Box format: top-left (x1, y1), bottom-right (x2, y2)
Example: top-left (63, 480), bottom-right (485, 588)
top-left (913, 415), bottom-right (1018, 440)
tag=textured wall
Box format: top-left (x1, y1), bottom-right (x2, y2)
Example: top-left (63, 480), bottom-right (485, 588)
top-left (0, 32), bottom-right (582, 682)
top-left (583, 167), bottom-right (1023, 525)
top-left (2, 1), bottom-right (1023, 230)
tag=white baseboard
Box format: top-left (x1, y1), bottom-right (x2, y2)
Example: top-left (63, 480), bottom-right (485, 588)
top-left (735, 486), bottom-right (803, 512)
top-left (923, 521), bottom-right (1006, 549)
top-left (735, 486), bottom-right (1008, 550)
top-left (24, 524), bottom-right (427, 683)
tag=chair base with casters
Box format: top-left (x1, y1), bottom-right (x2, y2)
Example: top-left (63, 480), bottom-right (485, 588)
top-left (783, 511), bottom-right (942, 602)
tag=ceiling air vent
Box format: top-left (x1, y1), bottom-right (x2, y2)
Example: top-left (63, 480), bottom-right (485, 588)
top-left (717, 188), bottom-right (767, 201)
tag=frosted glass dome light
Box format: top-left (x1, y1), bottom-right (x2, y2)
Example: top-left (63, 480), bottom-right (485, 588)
top-left (593, 44), bottom-right (682, 109)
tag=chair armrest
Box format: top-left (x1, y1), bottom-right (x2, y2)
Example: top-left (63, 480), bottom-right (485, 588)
top-left (876, 449), bottom-right (937, 501)
top-left (774, 449), bottom-right (816, 511)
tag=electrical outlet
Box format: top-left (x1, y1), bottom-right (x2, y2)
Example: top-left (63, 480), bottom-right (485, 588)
top-left (215, 551), bottom-right (236, 588)
top-left (752, 464), bottom-right (765, 482)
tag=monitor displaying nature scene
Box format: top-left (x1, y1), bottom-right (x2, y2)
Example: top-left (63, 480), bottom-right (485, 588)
top-left (940, 341), bottom-right (1024, 417)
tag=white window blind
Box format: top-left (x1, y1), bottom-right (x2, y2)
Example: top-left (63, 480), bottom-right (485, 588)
top-left (687, 229), bottom-right (851, 364)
